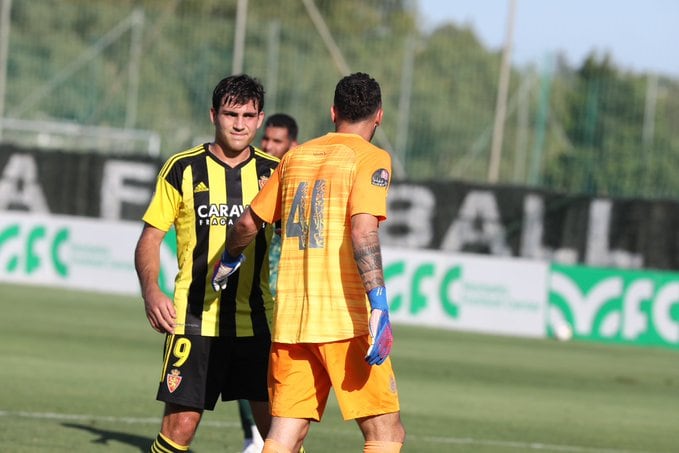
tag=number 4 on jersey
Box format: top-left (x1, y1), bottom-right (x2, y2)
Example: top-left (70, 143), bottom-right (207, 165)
top-left (286, 180), bottom-right (326, 249)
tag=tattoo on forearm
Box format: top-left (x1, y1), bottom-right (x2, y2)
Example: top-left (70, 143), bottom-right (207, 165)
top-left (354, 235), bottom-right (385, 289)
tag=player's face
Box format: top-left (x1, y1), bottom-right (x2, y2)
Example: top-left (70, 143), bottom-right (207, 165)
top-left (261, 126), bottom-right (296, 158)
top-left (211, 99), bottom-right (264, 154)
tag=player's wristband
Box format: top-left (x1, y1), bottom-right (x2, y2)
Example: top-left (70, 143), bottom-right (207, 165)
top-left (220, 250), bottom-right (242, 265)
top-left (367, 286), bottom-right (388, 311)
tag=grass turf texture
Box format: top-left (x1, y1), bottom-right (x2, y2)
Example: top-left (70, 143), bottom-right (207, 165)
top-left (1, 282), bottom-right (678, 453)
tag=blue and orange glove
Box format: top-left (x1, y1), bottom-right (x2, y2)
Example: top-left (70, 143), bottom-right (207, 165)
top-left (211, 251), bottom-right (245, 292)
top-left (365, 286), bottom-right (393, 366)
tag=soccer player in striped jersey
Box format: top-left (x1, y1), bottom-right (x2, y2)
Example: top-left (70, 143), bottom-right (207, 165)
top-left (214, 73), bottom-right (406, 453)
top-left (135, 74), bottom-right (278, 453)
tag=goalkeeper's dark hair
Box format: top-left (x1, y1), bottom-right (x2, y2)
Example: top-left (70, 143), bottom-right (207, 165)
top-left (212, 74), bottom-right (265, 112)
top-left (333, 72), bottom-right (382, 122)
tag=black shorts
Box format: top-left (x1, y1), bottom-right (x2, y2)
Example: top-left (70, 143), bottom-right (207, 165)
top-left (155, 334), bottom-right (271, 410)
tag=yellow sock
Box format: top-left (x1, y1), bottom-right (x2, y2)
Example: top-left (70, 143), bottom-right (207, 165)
top-left (149, 432), bottom-right (189, 452)
top-left (363, 440), bottom-right (402, 453)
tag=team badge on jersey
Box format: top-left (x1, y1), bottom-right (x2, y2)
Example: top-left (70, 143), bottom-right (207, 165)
top-left (371, 168), bottom-right (390, 187)
top-left (166, 369), bottom-right (182, 393)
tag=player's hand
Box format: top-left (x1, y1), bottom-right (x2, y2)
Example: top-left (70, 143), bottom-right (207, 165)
top-left (211, 252), bottom-right (245, 291)
top-left (365, 286), bottom-right (393, 366)
top-left (142, 286), bottom-right (176, 334)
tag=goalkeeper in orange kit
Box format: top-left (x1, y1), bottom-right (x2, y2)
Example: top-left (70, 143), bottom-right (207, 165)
top-left (213, 72), bottom-right (405, 453)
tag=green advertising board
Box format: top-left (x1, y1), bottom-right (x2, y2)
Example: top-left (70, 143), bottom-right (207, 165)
top-left (549, 264), bottom-right (679, 349)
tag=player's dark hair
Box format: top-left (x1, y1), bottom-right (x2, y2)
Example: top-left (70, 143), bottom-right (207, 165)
top-left (264, 113), bottom-right (298, 140)
top-left (212, 74), bottom-right (265, 112)
top-left (333, 72), bottom-right (382, 122)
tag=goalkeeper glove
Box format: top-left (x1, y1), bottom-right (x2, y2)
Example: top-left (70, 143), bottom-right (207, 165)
top-left (365, 286), bottom-right (393, 366)
top-left (211, 251), bottom-right (245, 292)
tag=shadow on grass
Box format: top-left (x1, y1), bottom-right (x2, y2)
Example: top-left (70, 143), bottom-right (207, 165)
top-left (62, 423), bottom-right (158, 452)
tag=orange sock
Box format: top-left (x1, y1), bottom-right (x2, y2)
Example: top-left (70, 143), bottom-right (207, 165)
top-left (262, 438), bottom-right (294, 453)
top-left (363, 440), bottom-right (403, 453)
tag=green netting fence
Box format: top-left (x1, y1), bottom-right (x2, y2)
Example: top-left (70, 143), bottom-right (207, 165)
top-left (1, 0), bottom-right (678, 199)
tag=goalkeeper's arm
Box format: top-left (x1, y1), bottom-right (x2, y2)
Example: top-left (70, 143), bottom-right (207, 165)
top-left (212, 207), bottom-right (265, 291)
top-left (351, 213), bottom-right (393, 366)
top-left (227, 206), bottom-right (263, 257)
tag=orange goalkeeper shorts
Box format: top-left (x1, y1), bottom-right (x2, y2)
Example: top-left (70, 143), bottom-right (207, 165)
top-left (268, 335), bottom-right (400, 421)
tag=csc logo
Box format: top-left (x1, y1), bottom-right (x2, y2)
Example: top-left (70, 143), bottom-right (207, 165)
top-left (0, 224), bottom-right (69, 277)
top-left (385, 259), bottom-right (460, 318)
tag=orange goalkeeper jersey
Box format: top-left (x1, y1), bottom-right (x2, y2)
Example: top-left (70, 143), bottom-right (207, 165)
top-left (250, 132), bottom-right (392, 343)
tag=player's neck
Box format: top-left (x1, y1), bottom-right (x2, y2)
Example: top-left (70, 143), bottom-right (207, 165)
top-left (209, 142), bottom-right (251, 166)
top-left (335, 121), bottom-right (376, 143)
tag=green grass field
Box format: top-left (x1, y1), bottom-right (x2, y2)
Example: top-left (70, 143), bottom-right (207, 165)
top-left (1, 282), bottom-right (678, 453)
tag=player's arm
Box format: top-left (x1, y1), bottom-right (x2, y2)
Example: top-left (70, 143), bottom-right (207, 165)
top-left (351, 213), bottom-right (385, 291)
top-left (134, 223), bottom-right (176, 334)
top-left (227, 206), bottom-right (265, 257)
top-left (212, 207), bottom-right (266, 290)
top-left (352, 213), bottom-right (393, 366)
top-left (214, 168), bottom-right (280, 290)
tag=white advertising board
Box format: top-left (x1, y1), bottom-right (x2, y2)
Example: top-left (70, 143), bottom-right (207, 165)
top-left (0, 212), bottom-right (177, 295)
top-left (1, 212), bottom-right (548, 338)
top-left (383, 247), bottom-right (548, 337)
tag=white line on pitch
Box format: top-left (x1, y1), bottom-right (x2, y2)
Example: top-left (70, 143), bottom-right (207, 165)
top-left (420, 435), bottom-right (658, 453)
top-left (0, 410), bottom-right (238, 428)
top-left (0, 410), bottom-right (659, 453)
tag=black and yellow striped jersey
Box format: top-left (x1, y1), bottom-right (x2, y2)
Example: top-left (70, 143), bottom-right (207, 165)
top-left (143, 144), bottom-right (280, 337)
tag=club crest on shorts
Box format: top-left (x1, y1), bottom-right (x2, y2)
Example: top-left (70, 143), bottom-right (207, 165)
top-left (166, 368), bottom-right (182, 393)
top-left (371, 168), bottom-right (390, 187)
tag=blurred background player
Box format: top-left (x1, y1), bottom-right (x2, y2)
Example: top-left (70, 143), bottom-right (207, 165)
top-left (261, 112), bottom-right (299, 298)
top-left (238, 399), bottom-right (264, 453)
top-left (260, 113), bottom-right (299, 159)
top-left (134, 74), bottom-right (277, 453)
top-left (239, 112), bottom-right (299, 453)
top-left (213, 72), bottom-right (405, 453)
